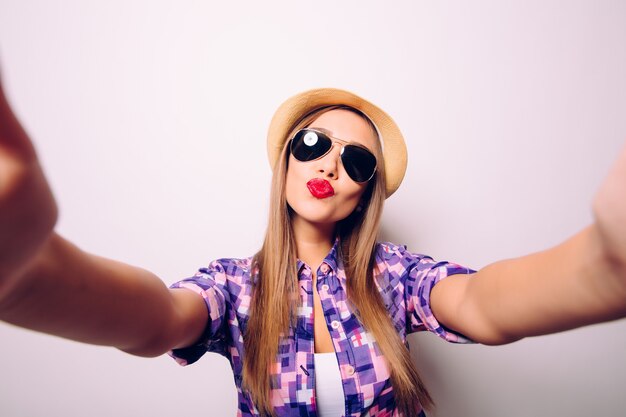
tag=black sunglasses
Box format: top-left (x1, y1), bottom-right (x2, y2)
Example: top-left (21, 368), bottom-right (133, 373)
top-left (289, 128), bottom-right (377, 183)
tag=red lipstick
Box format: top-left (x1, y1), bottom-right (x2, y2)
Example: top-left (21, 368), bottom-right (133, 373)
top-left (307, 178), bottom-right (335, 199)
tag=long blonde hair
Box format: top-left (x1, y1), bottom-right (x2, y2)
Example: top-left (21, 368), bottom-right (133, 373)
top-left (244, 106), bottom-right (432, 416)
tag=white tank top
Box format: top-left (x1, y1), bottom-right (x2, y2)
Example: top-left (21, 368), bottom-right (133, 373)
top-left (314, 352), bottom-right (345, 416)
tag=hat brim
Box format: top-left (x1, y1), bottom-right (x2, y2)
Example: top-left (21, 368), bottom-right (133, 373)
top-left (266, 88), bottom-right (407, 198)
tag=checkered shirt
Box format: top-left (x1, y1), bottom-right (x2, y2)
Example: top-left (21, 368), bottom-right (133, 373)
top-left (169, 240), bottom-right (474, 416)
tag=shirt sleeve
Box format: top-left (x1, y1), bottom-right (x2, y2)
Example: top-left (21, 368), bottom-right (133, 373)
top-left (168, 260), bottom-right (229, 366)
top-left (404, 252), bottom-right (476, 344)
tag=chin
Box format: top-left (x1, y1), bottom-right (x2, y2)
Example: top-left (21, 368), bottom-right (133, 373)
top-left (293, 205), bottom-right (353, 225)
top-left (295, 208), bottom-right (336, 224)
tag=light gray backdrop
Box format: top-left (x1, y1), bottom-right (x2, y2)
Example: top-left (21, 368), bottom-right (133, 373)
top-left (0, 1), bottom-right (625, 416)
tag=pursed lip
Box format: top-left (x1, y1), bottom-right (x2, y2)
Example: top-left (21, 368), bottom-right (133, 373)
top-left (306, 178), bottom-right (335, 199)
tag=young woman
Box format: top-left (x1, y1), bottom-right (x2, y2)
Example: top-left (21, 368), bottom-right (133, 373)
top-left (0, 82), bottom-right (625, 416)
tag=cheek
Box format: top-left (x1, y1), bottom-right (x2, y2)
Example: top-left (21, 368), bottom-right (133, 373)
top-left (285, 157), bottom-right (304, 203)
top-left (338, 186), bottom-right (365, 212)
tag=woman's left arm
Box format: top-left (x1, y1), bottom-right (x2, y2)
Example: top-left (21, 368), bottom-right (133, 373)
top-left (431, 143), bottom-right (626, 345)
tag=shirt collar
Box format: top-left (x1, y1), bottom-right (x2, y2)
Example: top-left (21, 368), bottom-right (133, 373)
top-left (323, 236), bottom-right (340, 273)
top-left (296, 236), bottom-right (341, 276)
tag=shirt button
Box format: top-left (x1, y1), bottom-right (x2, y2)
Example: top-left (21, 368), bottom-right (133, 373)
top-left (320, 264), bottom-right (329, 274)
top-left (321, 284), bottom-right (329, 292)
top-left (331, 320), bottom-right (340, 329)
top-left (346, 365), bottom-right (355, 375)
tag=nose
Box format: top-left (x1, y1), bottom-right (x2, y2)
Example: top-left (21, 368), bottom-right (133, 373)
top-left (316, 144), bottom-right (342, 179)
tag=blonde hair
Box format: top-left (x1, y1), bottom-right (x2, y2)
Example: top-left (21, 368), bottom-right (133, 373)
top-left (244, 106), bottom-right (432, 416)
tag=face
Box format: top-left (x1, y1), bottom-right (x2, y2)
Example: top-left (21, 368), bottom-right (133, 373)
top-left (285, 109), bottom-right (378, 227)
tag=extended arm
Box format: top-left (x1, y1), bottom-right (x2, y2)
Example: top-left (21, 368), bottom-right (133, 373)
top-left (0, 233), bottom-right (208, 356)
top-left (431, 145), bottom-right (626, 345)
top-left (0, 74), bottom-right (207, 357)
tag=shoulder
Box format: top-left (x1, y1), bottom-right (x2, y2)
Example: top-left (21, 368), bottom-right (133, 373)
top-left (374, 241), bottom-right (474, 286)
top-left (373, 242), bottom-right (432, 290)
top-left (375, 241), bottom-right (470, 273)
top-left (196, 256), bottom-right (255, 288)
top-left (375, 241), bottom-right (433, 267)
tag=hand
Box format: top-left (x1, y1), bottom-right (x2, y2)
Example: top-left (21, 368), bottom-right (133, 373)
top-left (593, 141), bottom-right (626, 272)
top-left (0, 76), bottom-right (58, 292)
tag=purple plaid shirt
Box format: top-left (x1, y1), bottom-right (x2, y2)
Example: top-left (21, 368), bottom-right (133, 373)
top-left (170, 240), bottom-right (474, 416)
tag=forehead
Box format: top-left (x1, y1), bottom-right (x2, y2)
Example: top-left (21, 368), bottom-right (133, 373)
top-left (307, 109), bottom-right (378, 151)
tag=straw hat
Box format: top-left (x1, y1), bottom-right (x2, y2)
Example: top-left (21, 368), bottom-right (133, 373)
top-left (266, 88), bottom-right (407, 198)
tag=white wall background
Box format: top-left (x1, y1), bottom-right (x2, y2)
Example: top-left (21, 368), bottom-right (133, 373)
top-left (1, 1), bottom-right (625, 416)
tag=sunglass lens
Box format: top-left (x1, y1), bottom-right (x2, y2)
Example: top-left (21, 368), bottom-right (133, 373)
top-left (342, 145), bottom-right (377, 182)
top-left (291, 130), bottom-right (332, 162)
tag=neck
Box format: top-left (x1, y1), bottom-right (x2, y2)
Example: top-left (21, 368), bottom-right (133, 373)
top-left (291, 215), bottom-right (335, 269)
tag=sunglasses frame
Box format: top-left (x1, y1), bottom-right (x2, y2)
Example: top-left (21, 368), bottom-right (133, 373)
top-left (289, 128), bottom-right (378, 183)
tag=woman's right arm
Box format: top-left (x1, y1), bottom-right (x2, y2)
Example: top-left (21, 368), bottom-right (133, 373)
top-left (0, 77), bottom-right (207, 357)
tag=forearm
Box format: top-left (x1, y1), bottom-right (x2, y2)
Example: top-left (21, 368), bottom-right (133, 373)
top-left (0, 232), bottom-right (185, 356)
top-left (436, 225), bottom-right (626, 345)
